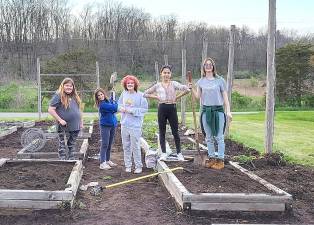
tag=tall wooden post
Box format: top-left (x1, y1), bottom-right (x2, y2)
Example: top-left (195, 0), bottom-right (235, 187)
top-left (37, 58), bottom-right (41, 120)
top-left (225, 25), bottom-right (236, 136)
top-left (201, 37), bottom-right (208, 76)
top-left (96, 61), bottom-right (100, 88)
top-left (155, 61), bottom-right (159, 82)
top-left (164, 55), bottom-right (168, 65)
top-left (181, 49), bottom-right (187, 126)
top-left (265, 0), bottom-right (276, 154)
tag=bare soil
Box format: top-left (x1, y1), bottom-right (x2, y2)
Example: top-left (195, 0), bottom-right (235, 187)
top-left (0, 161), bottom-right (74, 190)
top-left (166, 161), bottom-right (273, 194)
top-left (0, 122), bottom-right (313, 224)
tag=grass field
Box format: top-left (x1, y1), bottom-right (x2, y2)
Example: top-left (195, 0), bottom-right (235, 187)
top-left (143, 111), bottom-right (314, 166)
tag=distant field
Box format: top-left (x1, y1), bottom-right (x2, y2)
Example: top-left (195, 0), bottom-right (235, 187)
top-left (233, 79), bottom-right (265, 97)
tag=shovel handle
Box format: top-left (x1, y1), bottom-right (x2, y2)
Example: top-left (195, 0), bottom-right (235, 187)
top-left (187, 71), bottom-right (201, 155)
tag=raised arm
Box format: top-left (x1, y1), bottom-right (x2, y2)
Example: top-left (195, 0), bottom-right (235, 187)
top-left (99, 101), bottom-right (118, 113)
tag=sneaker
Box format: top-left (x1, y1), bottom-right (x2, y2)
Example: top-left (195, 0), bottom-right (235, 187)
top-left (99, 162), bottom-right (111, 170)
top-left (125, 167), bottom-right (132, 173)
top-left (177, 153), bottom-right (185, 161)
top-left (159, 153), bottom-right (167, 161)
top-left (134, 168), bottom-right (142, 174)
top-left (107, 161), bottom-right (117, 167)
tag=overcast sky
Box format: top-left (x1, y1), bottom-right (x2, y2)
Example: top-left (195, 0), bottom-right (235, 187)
top-left (69, 0), bottom-right (314, 36)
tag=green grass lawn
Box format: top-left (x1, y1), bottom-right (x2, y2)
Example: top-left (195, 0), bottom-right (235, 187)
top-left (143, 111), bottom-right (314, 167)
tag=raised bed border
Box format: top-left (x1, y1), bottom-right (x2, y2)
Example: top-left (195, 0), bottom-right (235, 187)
top-left (16, 125), bottom-right (93, 160)
top-left (45, 122), bottom-right (94, 139)
top-left (140, 137), bottom-right (292, 212)
top-left (0, 158), bottom-right (83, 209)
top-left (0, 126), bottom-right (18, 140)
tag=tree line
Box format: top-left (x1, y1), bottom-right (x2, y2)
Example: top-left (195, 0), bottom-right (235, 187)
top-left (0, 0), bottom-right (313, 83)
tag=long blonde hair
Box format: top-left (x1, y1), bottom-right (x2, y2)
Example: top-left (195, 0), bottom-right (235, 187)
top-left (201, 57), bottom-right (217, 77)
top-left (58, 78), bottom-right (81, 109)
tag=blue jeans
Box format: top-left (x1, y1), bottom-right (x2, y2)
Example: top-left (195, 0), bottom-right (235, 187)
top-left (100, 125), bottom-right (115, 163)
top-left (202, 112), bottom-right (225, 159)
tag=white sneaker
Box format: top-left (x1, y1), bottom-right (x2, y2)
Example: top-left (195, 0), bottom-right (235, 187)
top-left (134, 168), bottom-right (142, 174)
top-left (159, 153), bottom-right (167, 161)
top-left (125, 167), bottom-right (132, 173)
top-left (107, 161), bottom-right (117, 167)
top-left (177, 153), bottom-right (185, 161)
top-left (100, 162), bottom-right (111, 170)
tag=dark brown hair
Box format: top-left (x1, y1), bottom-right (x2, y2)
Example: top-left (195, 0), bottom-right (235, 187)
top-left (94, 88), bottom-right (109, 108)
top-left (160, 64), bottom-right (172, 74)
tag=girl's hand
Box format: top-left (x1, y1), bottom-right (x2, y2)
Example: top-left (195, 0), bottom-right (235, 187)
top-left (226, 112), bottom-right (232, 122)
top-left (187, 82), bottom-right (193, 89)
top-left (59, 119), bottom-right (67, 126)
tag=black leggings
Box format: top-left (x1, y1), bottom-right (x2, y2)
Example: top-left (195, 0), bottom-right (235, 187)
top-left (158, 104), bottom-right (181, 154)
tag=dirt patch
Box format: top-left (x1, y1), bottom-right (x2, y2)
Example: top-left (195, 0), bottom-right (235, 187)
top-left (0, 161), bottom-right (74, 190)
top-left (166, 161), bottom-right (273, 194)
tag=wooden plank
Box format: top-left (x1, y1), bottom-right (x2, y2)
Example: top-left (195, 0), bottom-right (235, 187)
top-left (183, 193), bottom-right (291, 203)
top-left (0, 158), bottom-right (8, 167)
top-left (17, 152), bottom-right (83, 159)
top-left (186, 137), bottom-right (208, 151)
top-left (23, 121), bottom-right (35, 128)
top-left (191, 202), bottom-right (285, 212)
top-left (0, 190), bottom-right (72, 201)
top-left (229, 161), bottom-right (292, 197)
top-left (88, 124), bottom-right (94, 134)
top-left (6, 159), bottom-right (77, 163)
top-left (65, 161), bottom-right (83, 197)
top-left (181, 150), bottom-right (207, 155)
top-left (157, 161), bottom-right (190, 209)
top-left (79, 139), bottom-right (89, 159)
top-left (0, 126), bottom-right (17, 139)
top-left (0, 199), bottom-right (63, 209)
top-left (140, 137), bottom-right (150, 153)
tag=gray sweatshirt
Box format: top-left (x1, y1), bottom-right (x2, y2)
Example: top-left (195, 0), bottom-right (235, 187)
top-left (118, 91), bottom-right (148, 130)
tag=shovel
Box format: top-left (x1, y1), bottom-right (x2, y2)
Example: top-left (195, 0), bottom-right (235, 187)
top-left (187, 71), bottom-right (207, 166)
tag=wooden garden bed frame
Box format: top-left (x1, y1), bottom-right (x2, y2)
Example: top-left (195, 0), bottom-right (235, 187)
top-left (0, 121), bottom-right (35, 129)
top-left (0, 158), bottom-right (83, 209)
top-left (140, 137), bottom-right (292, 212)
top-left (16, 125), bottom-right (93, 160)
top-left (0, 126), bottom-right (18, 140)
